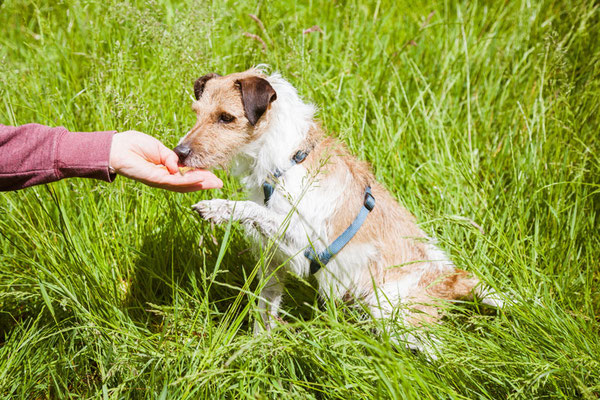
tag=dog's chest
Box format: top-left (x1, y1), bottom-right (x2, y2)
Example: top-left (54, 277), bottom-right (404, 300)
top-left (246, 166), bottom-right (381, 294)
top-left (263, 165), bottom-right (344, 236)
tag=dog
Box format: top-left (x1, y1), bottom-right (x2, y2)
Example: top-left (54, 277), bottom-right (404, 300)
top-left (174, 68), bottom-right (503, 356)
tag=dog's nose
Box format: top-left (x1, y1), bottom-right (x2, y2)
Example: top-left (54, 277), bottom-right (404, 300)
top-left (173, 144), bottom-right (192, 163)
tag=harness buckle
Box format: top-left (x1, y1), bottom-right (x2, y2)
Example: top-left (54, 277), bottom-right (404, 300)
top-left (292, 150), bottom-right (308, 164)
top-left (364, 188), bottom-right (376, 211)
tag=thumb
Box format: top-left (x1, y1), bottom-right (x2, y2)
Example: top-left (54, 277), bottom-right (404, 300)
top-left (162, 147), bottom-right (180, 174)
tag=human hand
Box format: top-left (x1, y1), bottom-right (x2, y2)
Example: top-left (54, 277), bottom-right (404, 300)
top-left (109, 131), bottom-right (223, 192)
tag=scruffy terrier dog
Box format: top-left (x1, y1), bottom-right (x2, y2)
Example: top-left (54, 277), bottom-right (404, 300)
top-left (174, 68), bottom-right (502, 356)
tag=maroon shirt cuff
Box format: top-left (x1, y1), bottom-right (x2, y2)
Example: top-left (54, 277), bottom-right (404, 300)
top-left (55, 130), bottom-right (116, 182)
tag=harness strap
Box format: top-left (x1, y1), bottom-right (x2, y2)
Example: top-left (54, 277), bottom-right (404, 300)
top-left (263, 150), bottom-right (309, 205)
top-left (261, 148), bottom-right (375, 275)
top-left (304, 186), bottom-right (375, 274)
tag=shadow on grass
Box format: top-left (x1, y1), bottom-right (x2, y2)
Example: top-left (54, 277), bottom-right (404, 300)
top-left (123, 211), bottom-right (319, 332)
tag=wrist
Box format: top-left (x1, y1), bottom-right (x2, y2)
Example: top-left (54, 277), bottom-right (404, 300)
top-left (108, 132), bottom-right (123, 174)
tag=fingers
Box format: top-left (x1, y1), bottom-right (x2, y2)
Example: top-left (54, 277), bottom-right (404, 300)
top-left (149, 168), bottom-right (223, 192)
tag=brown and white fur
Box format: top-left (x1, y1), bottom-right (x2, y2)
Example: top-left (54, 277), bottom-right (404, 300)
top-left (175, 68), bottom-right (503, 357)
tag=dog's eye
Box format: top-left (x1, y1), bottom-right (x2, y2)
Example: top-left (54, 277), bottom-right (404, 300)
top-left (218, 113), bottom-right (235, 123)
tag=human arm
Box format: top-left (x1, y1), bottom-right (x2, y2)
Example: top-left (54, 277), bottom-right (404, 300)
top-left (0, 124), bottom-right (222, 192)
top-left (0, 123), bottom-right (115, 191)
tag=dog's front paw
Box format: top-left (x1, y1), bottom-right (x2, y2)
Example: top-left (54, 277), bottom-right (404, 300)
top-left (192, 199), bottom-right (234, 224)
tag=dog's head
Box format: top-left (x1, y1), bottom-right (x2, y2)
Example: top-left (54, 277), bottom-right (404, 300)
top-left (174, 70), bottom-right (277, 168)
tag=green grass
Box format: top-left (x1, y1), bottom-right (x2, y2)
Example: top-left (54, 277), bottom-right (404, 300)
top-left (1, 0), bottom-right (599, 397)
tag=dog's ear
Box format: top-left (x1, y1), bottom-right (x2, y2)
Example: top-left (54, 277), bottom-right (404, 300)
top-left (194, 73), bottom-right (220, 100)
top-left (235, 77), bottom-right (277, 125)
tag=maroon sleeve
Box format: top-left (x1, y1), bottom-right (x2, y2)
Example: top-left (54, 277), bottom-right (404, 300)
top-left (0, 123), bottom-right (116, 191)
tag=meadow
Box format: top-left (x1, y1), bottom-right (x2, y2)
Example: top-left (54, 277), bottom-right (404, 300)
top-left (1, 0), bottom-right (599, 398)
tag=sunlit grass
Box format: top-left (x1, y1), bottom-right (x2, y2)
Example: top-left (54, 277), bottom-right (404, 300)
top-left (1, 0), bottom-right (599, 398)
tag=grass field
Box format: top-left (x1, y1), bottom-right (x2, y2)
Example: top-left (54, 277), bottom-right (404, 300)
top-left (1, 0), bottom-right (599, 398)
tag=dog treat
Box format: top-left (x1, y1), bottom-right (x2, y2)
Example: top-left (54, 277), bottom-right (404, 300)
top-left (157, 165), bottom-right (193, 175)
top-left (178, 166), bottom-right (193, 175)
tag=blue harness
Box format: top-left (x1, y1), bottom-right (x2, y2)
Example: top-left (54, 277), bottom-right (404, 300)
top-left (262, 150), bottom-right (309, 204)
top-left (262, 150), bottom-right (376, 275)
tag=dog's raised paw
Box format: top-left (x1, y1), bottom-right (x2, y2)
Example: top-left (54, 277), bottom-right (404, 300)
top-left (192, 199), bottom-right (233, 224)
